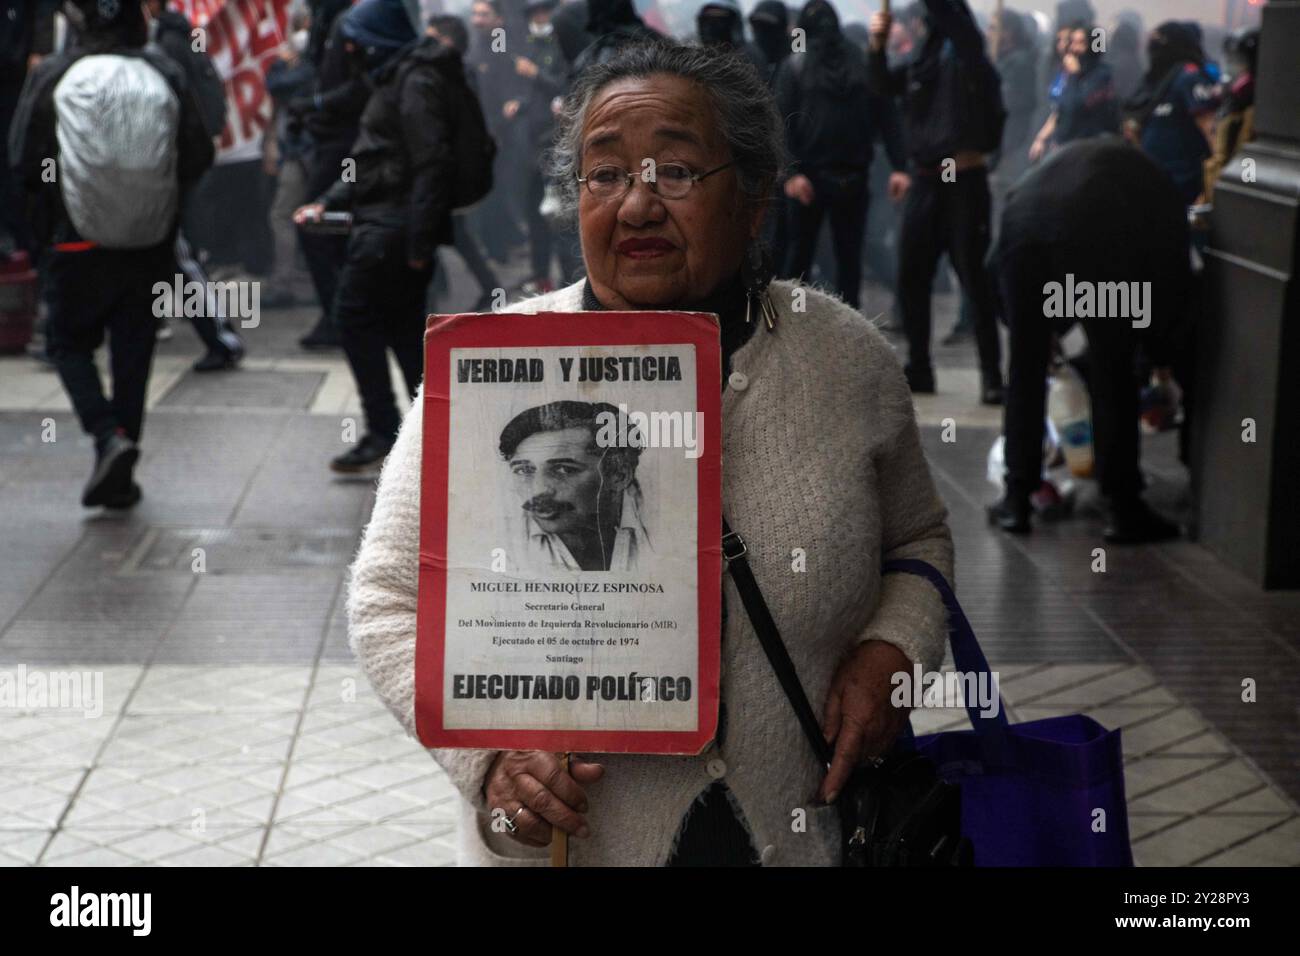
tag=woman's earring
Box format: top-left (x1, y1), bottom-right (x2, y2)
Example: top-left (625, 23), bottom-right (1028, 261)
top-left (741, 240), bottom-right (778, 332)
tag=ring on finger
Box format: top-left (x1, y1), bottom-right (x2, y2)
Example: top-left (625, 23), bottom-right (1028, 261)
top-left (503, 806), bottom-right (524, 833)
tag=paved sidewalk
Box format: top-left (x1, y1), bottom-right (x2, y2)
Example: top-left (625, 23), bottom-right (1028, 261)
top-left (1, 266), bottom-right (1297, 866)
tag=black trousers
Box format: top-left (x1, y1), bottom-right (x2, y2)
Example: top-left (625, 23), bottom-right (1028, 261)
top-left (334, 223), bottom-right (433, 442)
top-left (897, 169), bottom-right (1002, 383)
top-left (45, 241), bottom-right (174, 447)
top-left (298, 140), bottom-right (354, 330)
top-left (784, 167), bottom-right (870, 309)
top-left (999, 241), bottom-right (1143, 505)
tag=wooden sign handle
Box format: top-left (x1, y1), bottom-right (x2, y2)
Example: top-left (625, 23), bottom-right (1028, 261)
top-left (881, 0), bottom-right (890, 15)
top-left (550, 752), bottom-right (570, 867)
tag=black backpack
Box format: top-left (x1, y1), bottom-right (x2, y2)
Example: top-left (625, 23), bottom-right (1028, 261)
top-left (391, 54), bottom-right (496, 211)
top-left (155, 15), bottom-right (228, 138)
top-left (445, 76), bottom-right (496, 210)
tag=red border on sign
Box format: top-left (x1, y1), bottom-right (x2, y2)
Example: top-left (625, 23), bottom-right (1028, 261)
top-left (414, 311), bottom-right (722, 755)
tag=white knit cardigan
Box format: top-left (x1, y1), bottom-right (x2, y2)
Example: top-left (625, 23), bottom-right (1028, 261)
top-left (347, 278), bottom-right (954, 867)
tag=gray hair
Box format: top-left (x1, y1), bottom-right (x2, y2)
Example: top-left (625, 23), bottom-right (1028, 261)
top-left (549, 39), bottom-right (785, 218)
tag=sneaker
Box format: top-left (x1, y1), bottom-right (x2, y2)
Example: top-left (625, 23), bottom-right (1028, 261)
top-left (330, 433), bottom-right (394, 474)
top-left (986, 495), bottom-right (1031, 534)
top-left (1104, 502), bottom-right (1181, 544)
top-left (103, 481), bottom-right (143, 510)
top-left (981, 382), bottom-right (1005, 406)
top-left (903, 364), bottom-right (936, 394)
top-left (192, 346), bottom-right (243, 372)
top-left (299, 318), bottom-right (342, 350)
top-left (82, 432), bottom-right (139, 508)
top-left (156, 317), bottom-right (174, 342)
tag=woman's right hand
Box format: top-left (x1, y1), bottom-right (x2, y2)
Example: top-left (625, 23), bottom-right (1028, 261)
top-left (483, 751), bottom-right (604, 847)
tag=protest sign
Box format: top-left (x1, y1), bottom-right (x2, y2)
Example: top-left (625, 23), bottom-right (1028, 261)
top-left (177, 0), bottom-right (292, 164)
top-left (415, 311), bottom-right (722, 755)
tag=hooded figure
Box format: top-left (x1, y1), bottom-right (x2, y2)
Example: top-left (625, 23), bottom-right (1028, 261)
top-left (1142, 20), bottom-right (1205, 88)
top-left (748, 0), bottom-right (789, 81)
top-left (697, 0), bottom-right (766, 74)
top-left (1125, 20), bottom-right (1219, 205)
top-left (696, 0), bottom-right (742, 47)
top-left (341, 0), bottom-right (417, 74)
top-left (795, 0), bottom-right (868, 94)
top-left (550, 0), bottom-right (594, 66)
top-left (571, 0), bottom-right (658, 73)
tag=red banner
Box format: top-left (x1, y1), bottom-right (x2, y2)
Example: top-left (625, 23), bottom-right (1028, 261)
top-left (177, 0), bottom-right (293, 164)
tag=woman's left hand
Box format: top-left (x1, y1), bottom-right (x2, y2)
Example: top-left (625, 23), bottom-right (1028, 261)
top-left (818, 640), bottom-right (912, 804)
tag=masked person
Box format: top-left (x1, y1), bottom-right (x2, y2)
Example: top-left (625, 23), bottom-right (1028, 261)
top-left (747, 0), bottom-right (790, 87)
top-left (1029, 21), bottom-right (1118, 162)
top-left (779, 0), bottom-right (906, 312)
top-left (571, 0), bottom-right (659, 74)
top-left (9, 0), bottom-right (214, 508)
top-left (696, 0), bottom-right (765, 73)
top-left (1123, 20), bottom-right (1220, 207)
top-left (291, 0), bottom-right (398, 349)
top-left (867, 0), bottom-right (1006, 404)
top-left (295, 0), bottom-right (464, 474)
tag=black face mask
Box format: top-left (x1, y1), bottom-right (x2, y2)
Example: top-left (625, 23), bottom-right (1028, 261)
top-left (698, 13), bottom-right (737, 46)
top-left (751, 22), bottom-right (785, 57)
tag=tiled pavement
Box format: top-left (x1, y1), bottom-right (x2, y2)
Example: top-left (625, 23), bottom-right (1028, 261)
top-left (1, 265), bottom-right (1297, 866)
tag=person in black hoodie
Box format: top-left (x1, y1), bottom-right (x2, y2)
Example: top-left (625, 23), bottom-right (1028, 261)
top-left (572, 0), bottom-right (659, 74)
top-left (292, 0), bottom-right (410, 349)
top-left (747, 0), bottom-right (790, 87)
top-left (696, 0), bottom-right (765, 74)
top-left (778, 0), bottom-right (905, 311)
top-left (9, 0), bottom-right (213, 508)
top-left (867, 0), bottom-right (1005, 404)
top-left (295, 5), bottom-right (463, 474)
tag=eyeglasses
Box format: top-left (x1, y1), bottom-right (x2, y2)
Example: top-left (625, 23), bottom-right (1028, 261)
top-left (576, 161), bottom-right (736, 201)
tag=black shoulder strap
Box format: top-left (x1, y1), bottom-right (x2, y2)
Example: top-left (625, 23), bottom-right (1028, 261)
top-left (722, 519), bottom-right (833, 767)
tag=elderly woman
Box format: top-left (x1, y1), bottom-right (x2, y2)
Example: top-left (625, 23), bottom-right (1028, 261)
top-left (348, 40), bottom-right (953, 866)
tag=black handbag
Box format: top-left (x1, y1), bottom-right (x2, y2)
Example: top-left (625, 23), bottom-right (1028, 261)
top-left (721, 521), bottom-right (972, 867)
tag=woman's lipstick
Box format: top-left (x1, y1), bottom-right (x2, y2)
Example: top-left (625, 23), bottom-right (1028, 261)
top-left (617, 237), bottom-right (676, 259)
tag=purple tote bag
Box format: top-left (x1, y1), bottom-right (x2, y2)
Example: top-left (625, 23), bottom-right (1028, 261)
top-left (884, 559), bottom-right (1135, 867)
